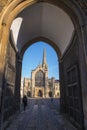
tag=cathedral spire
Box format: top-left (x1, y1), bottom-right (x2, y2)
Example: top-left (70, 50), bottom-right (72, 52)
top-left (42, 48), bottom-right (46, 65)
top-left (42, 48), bottom-right (48, 70)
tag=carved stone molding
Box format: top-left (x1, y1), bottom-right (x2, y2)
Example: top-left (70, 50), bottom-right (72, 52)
top-left (0, 0), bottom-right (8, 12)
top-left (0, 0), bottom-right (12, 13)
top-left (0, 0), bottom-right (87, 16)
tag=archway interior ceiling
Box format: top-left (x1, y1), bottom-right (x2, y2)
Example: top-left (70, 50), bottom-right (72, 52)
top-left (10, 2), bottom-right (74, 56)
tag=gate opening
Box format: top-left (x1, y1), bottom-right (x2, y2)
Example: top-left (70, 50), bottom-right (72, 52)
top-left (21, 41), bottom-right (60, 99)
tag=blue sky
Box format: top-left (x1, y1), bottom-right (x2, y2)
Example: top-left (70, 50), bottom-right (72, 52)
top-left (22, 41), bottom-right (59, 79)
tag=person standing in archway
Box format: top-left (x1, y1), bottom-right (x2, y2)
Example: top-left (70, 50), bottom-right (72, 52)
top-left (22, 95), bottom-right (28, 111)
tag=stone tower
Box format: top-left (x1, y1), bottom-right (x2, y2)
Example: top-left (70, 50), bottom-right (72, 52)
top-left (31, 48), bottom-right (48, 97)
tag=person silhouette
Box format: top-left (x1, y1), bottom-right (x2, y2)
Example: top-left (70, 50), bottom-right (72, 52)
top-left (22, 95), bottom-right (27, 111)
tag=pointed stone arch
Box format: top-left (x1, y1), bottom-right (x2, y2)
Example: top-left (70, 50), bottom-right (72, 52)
top-left (20, 37), bottom-right (61, 59)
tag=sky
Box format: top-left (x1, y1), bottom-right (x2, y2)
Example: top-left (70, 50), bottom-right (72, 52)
top-left (22, 41), bottom-right (59, 79)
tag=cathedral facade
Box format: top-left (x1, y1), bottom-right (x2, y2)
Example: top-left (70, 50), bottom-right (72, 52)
top-left (23, 49), bottom-right (60, 98)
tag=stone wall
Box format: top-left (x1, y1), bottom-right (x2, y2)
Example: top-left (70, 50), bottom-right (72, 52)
top-left (3, 40), bottom-right (16, 122)
top-left (60, 33), bottom-right (84, 130)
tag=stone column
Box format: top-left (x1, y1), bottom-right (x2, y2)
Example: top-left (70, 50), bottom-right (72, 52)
top-left (14, 54), bottom-right (22, 111)
top-left (78, 25), bottom-right (87, 130)
top-left (0, 24), bottom-right (9, 130)
top-left (0, 69), bottom-right (6, 130)
top-left (59, 60), bottom-right (65, 113)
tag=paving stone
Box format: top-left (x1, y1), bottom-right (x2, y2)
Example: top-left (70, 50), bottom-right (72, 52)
top-left (5, 98), bottom-right (77, 130)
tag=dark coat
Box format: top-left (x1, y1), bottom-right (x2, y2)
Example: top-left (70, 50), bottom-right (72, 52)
top-left (23, 95), bottom-right (27, 106)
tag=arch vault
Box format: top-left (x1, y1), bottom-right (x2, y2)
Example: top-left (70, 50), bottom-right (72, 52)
top-left (0, 0), bottom-right (87, 130)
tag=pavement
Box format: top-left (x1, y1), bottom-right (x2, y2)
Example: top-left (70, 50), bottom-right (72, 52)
top-left (6, 98), bottom-right (77, 130)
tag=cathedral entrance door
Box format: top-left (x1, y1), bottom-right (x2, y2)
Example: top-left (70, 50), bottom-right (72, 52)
top-left (49, 91), bottom-right (53, 97)
top-left (38, 90), bottom-right (43, 97)
top-left (27, 91), bottom-right (31, 97)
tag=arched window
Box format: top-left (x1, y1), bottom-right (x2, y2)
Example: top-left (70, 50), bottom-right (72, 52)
top-left (35, 70), bottom-right (45, 87)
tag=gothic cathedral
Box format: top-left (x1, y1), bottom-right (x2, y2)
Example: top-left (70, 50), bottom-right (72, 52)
top-left (22, 49), bottom-right (60, 98)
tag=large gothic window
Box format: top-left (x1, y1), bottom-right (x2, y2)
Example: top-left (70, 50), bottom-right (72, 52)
top-left (35, 70), bottom-right (45, 87)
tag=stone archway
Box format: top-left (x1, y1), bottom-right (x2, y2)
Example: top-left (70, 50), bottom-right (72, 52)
top-left (38, 90), bottom-right (43, 97)
top-left (0, 1), bottom-right (87, 130)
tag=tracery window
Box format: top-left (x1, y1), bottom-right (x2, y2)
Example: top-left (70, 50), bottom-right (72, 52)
top-left (35, 70), bottom-right (45, 87)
